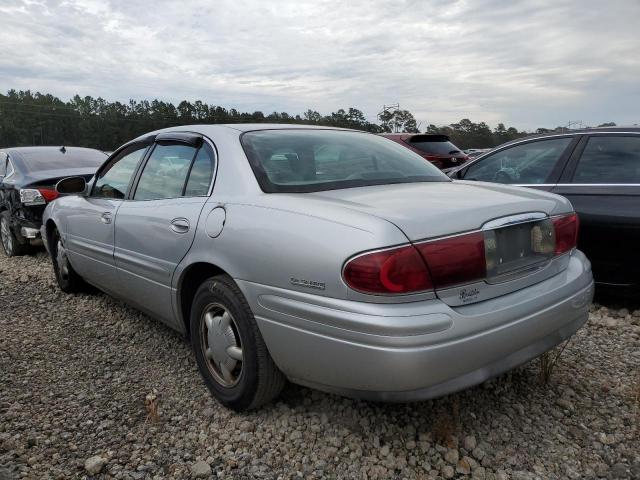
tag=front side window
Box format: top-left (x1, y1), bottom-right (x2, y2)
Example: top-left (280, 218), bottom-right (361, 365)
top-left (463, 137), bottom-right (572, 184)
top-left (134, 144), bottom-right (196, 200)
top-left (241, 129), bottom-right (449, 193)
top-left (93, 145), bottom-right (148, 199)
top-left (572, 135), bottom-right (640, 184)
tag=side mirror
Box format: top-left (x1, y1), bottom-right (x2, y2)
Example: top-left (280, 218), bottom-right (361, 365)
top-left (56, 176), bottom-right (87, 195)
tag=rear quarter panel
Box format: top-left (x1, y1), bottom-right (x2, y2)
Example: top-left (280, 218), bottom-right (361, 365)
top-left (174, 198), bottom-right (410, 300)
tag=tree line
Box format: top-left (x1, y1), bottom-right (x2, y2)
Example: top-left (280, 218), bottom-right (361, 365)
top-left (0, 89), bottom-right (615, 151)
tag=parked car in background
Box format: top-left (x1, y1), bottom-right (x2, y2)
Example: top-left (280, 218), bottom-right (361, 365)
top-left (0, 146), bottom-right (107, 256)
top-left (449, 127), bottom-right (640, 293)
top-left (381, 133), bottom-right (469, 171)
top-left (42, 124), bottom-right (593, 411)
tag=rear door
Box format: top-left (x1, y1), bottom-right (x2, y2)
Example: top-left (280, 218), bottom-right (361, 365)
top-left (113, 133), bottom-right (216, 327)
top-left (552, 133), bottom-right (640, 288)
top-left (459, 136), bottom-right (578, 192)
top-left (63, 143), bottom-right (150, 294)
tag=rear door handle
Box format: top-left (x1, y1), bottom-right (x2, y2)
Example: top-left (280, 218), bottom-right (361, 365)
top-left (170, 218), bottom-right (190, 234)
top-left (100, 212), bottom-right (112, 224)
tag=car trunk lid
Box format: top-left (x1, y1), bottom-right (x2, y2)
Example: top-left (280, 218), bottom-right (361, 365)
top-left (311, 181), bottom-right (575, 305)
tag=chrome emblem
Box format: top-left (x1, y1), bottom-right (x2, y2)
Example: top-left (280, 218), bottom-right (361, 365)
top-left (459, 287), bottom-right (480, 303)
top-left (290, 277), bottom-right (326, 290)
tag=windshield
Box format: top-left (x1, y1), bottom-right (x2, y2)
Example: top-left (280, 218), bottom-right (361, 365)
top-left (241, 129), bottom-right (449, 193)
top-left (18, 148), bottom-right (107, 172)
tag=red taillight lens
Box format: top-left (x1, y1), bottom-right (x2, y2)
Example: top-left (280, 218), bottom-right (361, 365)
top-left (553, 213), bottom-right (579, 254)
top-left (38, 188), bottom-right (59, 202)
top-left (344, 214), bottom-right (579, 295)
top-left (416, 232), bottom-right (486, 289)
top-left (343, 245), bottom-right (433, 294)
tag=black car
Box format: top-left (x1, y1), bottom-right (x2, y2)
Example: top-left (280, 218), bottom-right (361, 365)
top-left (0, 146), bottom-right (107, 256)
top-left (449, 127), bottom-right (640, 293)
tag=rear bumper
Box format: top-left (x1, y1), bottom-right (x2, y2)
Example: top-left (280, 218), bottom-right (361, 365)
top-left (239, 250), bottom-right (594, 401)
top-left (9, 213), bottom-right (42, 244)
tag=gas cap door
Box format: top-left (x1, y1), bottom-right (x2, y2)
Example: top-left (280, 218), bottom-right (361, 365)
top-left (205, 207), bottom-right (226, 238)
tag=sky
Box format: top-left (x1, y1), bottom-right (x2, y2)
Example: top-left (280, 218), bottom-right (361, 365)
top-left (1, 0), bottom-right (639, 130)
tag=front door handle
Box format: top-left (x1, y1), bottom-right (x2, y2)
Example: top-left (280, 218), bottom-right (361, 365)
top-left (170, 218), bottom-right (190, 234)
top-left (100, 212), bottom-right (112, 224)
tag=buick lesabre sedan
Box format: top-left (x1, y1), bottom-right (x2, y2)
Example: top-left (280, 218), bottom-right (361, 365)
top-left (42, 125), bottom-right (594, 411)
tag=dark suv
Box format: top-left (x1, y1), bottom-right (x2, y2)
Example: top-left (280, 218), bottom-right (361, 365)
top-left (0, 146), bottom-right (107, 256)
top-left (380, 133), bottom-right (469, 171)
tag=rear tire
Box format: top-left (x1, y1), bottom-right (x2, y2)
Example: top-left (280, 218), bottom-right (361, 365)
top-left (190, 275), bottom-right (285, 411)
top-left (50, 227), bottom-right (89, 293)
top-left (0, 211), bottom-right (28, 257)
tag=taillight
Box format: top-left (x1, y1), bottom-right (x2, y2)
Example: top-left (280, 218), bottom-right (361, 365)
top-left (344, 213), bottom-right (579, 295)
top-left (343, 245), bottom-right (433, 294)
top-left (19, 188), bottom-right (59, 206)
top-left (415, 232), bottom-right (486, 289)
top-left (553, 213), bottom-right (579, 254)
top-left (39, 188), bottom-right (59, 202)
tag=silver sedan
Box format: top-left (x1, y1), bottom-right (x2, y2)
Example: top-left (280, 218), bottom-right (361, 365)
top-left (42, 125), bottom-right (594, 411)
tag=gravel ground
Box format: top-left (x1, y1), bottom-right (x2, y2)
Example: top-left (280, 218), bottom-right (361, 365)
top-left (1, 252), bottom-right (639, 480)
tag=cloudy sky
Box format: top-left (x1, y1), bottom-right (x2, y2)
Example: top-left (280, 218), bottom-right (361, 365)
top-left (1, 0), bottom-right (639, 130)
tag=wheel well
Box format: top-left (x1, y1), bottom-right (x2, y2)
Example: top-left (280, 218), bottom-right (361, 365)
top-left (179, 262), bottom-right (227, 339)
top-left (45, 219), bottom-right (57, 244)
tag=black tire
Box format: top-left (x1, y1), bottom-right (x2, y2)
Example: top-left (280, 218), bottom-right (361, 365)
top-left (50, 227), bottom-right (89, 293)
top-left (190, 275), bottom-right (285, 411)
top-left (0, 211), bottom-right (29, 257)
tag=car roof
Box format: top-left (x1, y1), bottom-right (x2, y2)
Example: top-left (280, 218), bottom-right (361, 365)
top-left (3, 146), bottom-right (106, 156)
top-left (129, 123), bottom-right (365, 145)
top-left (497, 126), bottom-right (640, 148)
top-left (171, 123), bottom-right (360, 134)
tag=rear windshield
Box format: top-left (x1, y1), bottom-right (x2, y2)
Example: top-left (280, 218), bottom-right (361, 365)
top-left (18, 148), bottom-right (107, 172)
top-left (409, 138), bottom-right (462, 155)
top-left (241, 129), bottom-right (449, 193)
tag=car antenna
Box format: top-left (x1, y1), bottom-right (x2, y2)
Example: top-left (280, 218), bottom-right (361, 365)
top-left (60, 146), bottom-right (66, 154)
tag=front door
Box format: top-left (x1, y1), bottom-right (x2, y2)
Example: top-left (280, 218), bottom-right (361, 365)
top-left (460, 136), bottom-right (577, 192)
top-left (64, 143), bottom-right (149, 294)
top-left (113, 136), bottom-right (216, 326)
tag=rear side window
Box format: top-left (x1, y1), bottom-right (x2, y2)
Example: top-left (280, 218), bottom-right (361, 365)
top-left (463, 137), bottom-right (572, 184)
top-left (93, 146), bottom-right (147, 199)
top-left (134, 144), bottom-right (196, 200)
top-left (409, 137), bottom-right (462, 155)
top-left (184, 144), bottom-right (215, 196)
top-left (572, 136), bottom-right (640, 184)
top-left (133, 142), bottom-right (215, 200)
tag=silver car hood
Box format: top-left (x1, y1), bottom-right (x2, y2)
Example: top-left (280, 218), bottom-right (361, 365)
top-left (307, 180), bottom-right (572, 241)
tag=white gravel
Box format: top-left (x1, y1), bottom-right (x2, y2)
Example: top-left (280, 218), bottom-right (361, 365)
top-left (1, 252), bottom-right (639, 479)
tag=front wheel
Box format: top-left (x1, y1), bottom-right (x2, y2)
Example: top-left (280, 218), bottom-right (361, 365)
top-left (190, 275), bottom-right (285, 411)
top-left (50, 227), bottom-right (89, 293)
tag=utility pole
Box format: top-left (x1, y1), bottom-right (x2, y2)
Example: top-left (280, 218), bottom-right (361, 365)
top-left (378, 103), bottom-right (399, 132)
top-left (564, 120), bottom-right (585, 131)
